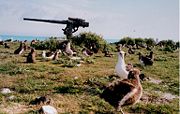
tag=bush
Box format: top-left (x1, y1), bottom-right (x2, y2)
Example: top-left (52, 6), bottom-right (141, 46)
top-left (163, 46), bottom-right (174, 52)
top-left (118, 37), bottom-right (135, 46)
top-left (31, 37), bottom-right (65, 51)
top-left (145, 38), bottom-right (156, 46)
top-left (72, 32), bottom-right (108, 52)
top-left (135, 38), bottom-right (145, 45)
top-left (158, 40), bottom-right (177, 52)
top-left (175, 42), bottom-right (179, 48)
top-left (118, 37), bottom-right (127, 45)
top-left (166, 40), bottom-right (176, 50)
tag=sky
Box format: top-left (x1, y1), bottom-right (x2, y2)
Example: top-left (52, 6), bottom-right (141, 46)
top-left (0, 0), bottom-right (179, 41)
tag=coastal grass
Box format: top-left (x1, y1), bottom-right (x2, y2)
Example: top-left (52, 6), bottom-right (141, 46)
top-left (0, 42), bottom-right (179, 114)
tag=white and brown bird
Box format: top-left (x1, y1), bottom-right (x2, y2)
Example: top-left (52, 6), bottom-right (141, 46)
top-left (146, 51), bottom-right (154, 60)
top-left (42, 51), bottom-right (55, 60)
top-left (138, 52), bottom-right (153, 66)
top-left (4, 43), bottom-right (10, 48)
top-left (14, 41), bottom-right (24, 54)
top-left (65, 41), bottom-right (74, 56)
top-left (115, 50), bottom-right (128, 79)
top-left (82, 48), bottom-right (93, 56)
top-left (100, 68), bottom-right (143, 114)
top-left (128, 45), bottom-right (135, 54)
top-left (52, 50), bottom-right (61, 60)
top-left (42, 50), bottom-right (61, 60)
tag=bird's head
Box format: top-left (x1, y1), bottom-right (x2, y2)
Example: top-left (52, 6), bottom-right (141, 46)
top-left (150, 51), bottom-right (153, 55)
top-left (118, 50), bottom-right (126, 59)
top-left (31, 48), bottom-right (35, 53)
top-left (42, 50), bottom-right (46, 53)
top-left (126, 63), bottom-right (133, 71)
top-left (128, 68), bottom-right (141, 79)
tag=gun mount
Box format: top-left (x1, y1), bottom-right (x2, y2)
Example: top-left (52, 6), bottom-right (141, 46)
top-left (24, 17), bottom-right (89, 39)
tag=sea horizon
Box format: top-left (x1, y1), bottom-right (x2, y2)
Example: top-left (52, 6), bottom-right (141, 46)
top-left (0, 34), bottom-right (119, 43)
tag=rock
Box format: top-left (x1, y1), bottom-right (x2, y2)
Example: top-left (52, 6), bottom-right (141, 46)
top-left (1, 88), bottom-right (12, 94)
top-left (7, 95), bottom-right (15, 100)
top-left (39, 105), bottom-right (58, 114)
top-left (76, 64), bottom-right (81, 67)
top-left (74, 76), bottom-right (79, 80)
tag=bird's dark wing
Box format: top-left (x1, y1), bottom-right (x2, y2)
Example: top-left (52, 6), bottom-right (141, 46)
top-left (100, 80), bottom-right (135, 107)
top-left (46, 52), bottom-right (54, 57)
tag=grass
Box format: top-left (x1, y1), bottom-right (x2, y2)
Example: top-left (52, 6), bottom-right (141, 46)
top-left (0, 42), bottom-right (179, 113)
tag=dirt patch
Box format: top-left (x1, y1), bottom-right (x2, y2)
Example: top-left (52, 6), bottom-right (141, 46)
top-left (141, 91), bottom-right (178, 104)
top-left (148, 77), bottom-right (162, 84)
top-left (0, 103), bottom-right (30, 114)
top-left (161, 92), bottom-right (178, 100)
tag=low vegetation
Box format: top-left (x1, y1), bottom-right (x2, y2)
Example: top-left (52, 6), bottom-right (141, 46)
top-left (0, 33), bottom-right (179, 114)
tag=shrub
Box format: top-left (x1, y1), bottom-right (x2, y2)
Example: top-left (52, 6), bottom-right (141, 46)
top-left (118, 37), bottom-right (127, 45)
top-left (31, 37), bottom-right (65, 51)
top-left (175, 42), bottom-right (179, 48)
top-left (166, 40), bottom-right (176, 50)
top-left (163, 46), bottom-right (174, 52)
top-left (158, 40), bottom-right (177, 52)
top-left (72, 32), bottom-right (108, 52)
top-left (135, 38), bottom-right (145, 45)
top-left (118, 37), bottom-right (135, 46)
top-left (145, 38), bottom-right (156, 46)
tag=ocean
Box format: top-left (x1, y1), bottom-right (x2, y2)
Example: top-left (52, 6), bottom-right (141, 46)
top-left (0, 35), bottom-right (119, 43)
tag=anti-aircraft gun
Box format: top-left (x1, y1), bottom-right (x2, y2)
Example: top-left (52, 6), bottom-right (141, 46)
top-left (24, 17), bottom-right (89, 39)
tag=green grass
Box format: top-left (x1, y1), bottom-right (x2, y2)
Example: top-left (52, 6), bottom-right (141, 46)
top-left (0, 42), bottom-right (179, 113)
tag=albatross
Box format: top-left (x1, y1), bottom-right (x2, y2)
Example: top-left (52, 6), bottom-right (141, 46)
top-left (115, 50), bottom-right (128, 79)
top-left (14, 41), bottom-right (24, 55)
top-left (100, 68), bottom-right (143, 114)
top-left (65, 41), bottom-right (74, 56)
top-left (42, 50), bottom-right (61, 60)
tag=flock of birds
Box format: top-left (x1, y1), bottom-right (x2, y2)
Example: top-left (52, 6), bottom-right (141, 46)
top-left (1, 40), bottom-right (155, 114)
top-left (11, 41), bottom-right (97, 64)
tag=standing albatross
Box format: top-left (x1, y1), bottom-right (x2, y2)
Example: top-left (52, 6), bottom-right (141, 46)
top-left (65, 41), bottom-right (74, 56)
top-left (115, 50), bottom-right (128, 79)
top-left (14, 41), bottom-right (24, 55)
top-left (100, 68), bottom-right (143, 114)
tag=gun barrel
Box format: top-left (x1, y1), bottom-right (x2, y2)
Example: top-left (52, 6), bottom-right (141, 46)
top-left (68, 17), bottom-right (85, 22)
top-left (24, 18), bottom-right (68, 24)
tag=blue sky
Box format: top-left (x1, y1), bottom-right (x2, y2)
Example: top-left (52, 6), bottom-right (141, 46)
top-left (0, 0), bottom-right (179, 41)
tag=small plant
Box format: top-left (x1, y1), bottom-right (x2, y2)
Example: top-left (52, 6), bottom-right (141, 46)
top-left (62, 60), bottom-right (77, 68)
top-left (84, 58), bottom-right (95, 64)
top-left (54, 85), bottom-right (83, 94)
top-left (154, 56), bottom-right (167, 61)
top-left (0, 62), bottom-right (26, 75)
top-left (162, 46), bottom-right (174, 52)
